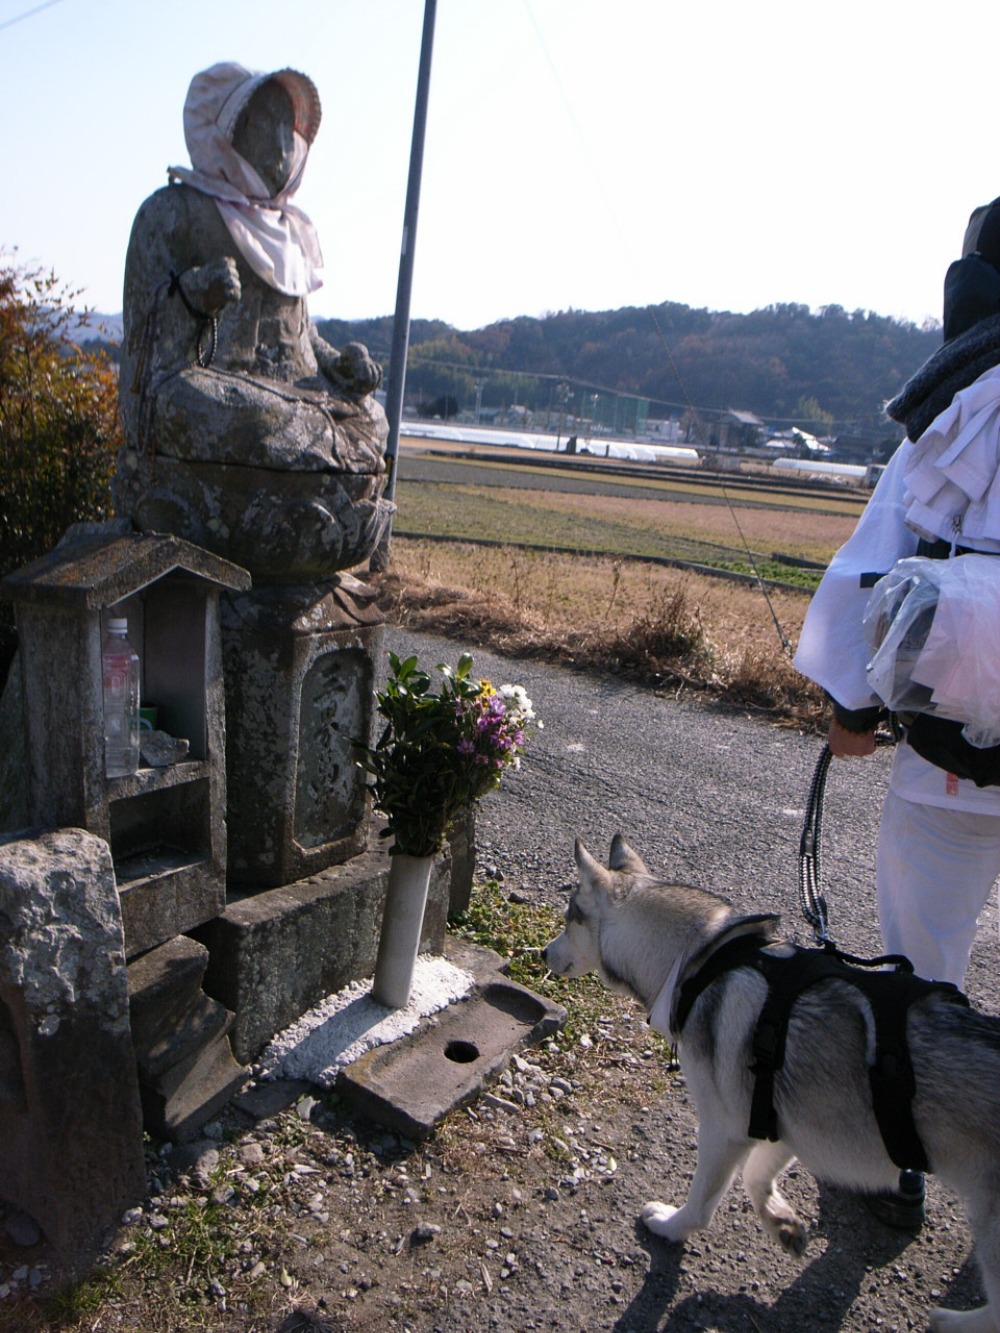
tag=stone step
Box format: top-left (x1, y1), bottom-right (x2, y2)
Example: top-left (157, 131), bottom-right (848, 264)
top-left (137, 1017), bottom-right (246, 1143)
top-left (193, 837), bottom-right (451, 1065)
top-left (126, 935), bottom-right (209, 1053)
top-left (132, 989), bottom-right (232, 1082)
top-left (127, 933), bottom-right (247, 1140)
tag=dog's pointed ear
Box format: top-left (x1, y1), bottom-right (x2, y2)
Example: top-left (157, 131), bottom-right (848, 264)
top-left (574, 838), bottom-right (610, 894)
top-left (608, 833), bottom-right (649, 875)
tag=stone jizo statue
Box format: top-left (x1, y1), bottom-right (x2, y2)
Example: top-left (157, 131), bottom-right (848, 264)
top-left (116, 62), bottom-right (391, 580)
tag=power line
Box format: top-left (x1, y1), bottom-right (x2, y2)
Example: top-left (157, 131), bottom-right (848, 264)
top-left (0, 0), bottom-right (67, 33)
top-left (402, 350), bottom-right (886, 435)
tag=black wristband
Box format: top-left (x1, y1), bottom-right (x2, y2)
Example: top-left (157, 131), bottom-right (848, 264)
top-left (831, 699), bottom-right (884, 734)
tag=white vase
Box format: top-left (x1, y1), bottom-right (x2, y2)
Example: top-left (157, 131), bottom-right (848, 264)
top-left (371, 851), bottom-right (434, 1009)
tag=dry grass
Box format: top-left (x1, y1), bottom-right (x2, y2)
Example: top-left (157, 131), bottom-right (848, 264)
top-left (374, 539), bottom-right (828, 730)
top-left (392, 478), bottom-right (858, 576)
top-left (428, 484), bottom-right (857, 562)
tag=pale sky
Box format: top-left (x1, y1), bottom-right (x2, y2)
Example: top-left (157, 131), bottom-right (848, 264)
top-left (1, 0), bottom-right (996, 331)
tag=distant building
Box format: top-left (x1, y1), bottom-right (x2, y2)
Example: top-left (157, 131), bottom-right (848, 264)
top-left (714, 408), bottom-right (764, 451)
top-left (643, 417), bottom-right (682, 443)
top-left (829, 430), bottom-right (904, 464)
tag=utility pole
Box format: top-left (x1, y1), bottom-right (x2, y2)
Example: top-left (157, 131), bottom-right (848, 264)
top-left (370, 0), bottom-right (437, 573)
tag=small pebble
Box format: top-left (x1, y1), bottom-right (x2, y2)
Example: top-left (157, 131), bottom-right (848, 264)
top-left (3, 1209), bottom-right (41, 1248)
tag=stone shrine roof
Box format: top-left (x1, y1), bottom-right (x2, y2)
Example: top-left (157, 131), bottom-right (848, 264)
top-left (0, 520), bottom-right (251, 608)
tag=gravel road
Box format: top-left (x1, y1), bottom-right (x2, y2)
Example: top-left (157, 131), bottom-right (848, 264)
top-left (399, 630), bottom-right (999, 1010)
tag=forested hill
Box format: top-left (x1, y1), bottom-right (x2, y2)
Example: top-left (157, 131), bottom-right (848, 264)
top-left (316, 301), bottom-right (941, 434)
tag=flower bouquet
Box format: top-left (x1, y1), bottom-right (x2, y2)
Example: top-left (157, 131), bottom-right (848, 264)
top-left (355, 651), bottom-right (539, 1007)
top-left (356, 651), bottom-right (538, 858)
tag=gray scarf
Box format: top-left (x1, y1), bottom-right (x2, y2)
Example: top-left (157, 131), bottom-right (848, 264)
top-left (886, 313), bottom-right (1000, 442)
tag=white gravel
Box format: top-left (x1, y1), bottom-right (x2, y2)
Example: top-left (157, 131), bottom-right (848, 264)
top-left (257, 954), bottom-right (474, 1088)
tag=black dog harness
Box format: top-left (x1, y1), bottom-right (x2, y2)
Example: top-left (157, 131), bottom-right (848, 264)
top-left (673, 931), bottom-right (969, 1173)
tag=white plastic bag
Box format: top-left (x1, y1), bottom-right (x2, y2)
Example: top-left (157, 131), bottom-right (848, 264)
top-left (863, 554), bottom-right (1000, 748)
top-left (863, 558), bottom-right (941, 715)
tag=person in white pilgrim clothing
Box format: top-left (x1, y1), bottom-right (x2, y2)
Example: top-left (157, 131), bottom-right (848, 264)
top-left (795, 194), bottom-right (1000, 1229)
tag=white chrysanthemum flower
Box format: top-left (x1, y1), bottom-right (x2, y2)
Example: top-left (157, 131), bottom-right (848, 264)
top-left (500, 683), bottom-right (536, 723)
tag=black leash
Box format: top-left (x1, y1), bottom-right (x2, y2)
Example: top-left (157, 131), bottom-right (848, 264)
top-left (798, 743), bottom-right (832, 943)
top-left (798, 730), bottom-right (898, 944)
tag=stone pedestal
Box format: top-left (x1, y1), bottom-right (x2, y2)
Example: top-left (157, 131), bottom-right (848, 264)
top-left (221, 574), bottom-right (384, 888)
top-left (115, 448), bottom-right (392, 584)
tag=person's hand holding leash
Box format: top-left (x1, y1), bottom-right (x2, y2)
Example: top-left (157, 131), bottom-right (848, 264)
top-left (828, 717), bottom-right (877, 757)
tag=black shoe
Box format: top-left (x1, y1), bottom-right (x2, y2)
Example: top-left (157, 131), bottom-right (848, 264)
top-left (863, 1170), bottom-right (926, 1230)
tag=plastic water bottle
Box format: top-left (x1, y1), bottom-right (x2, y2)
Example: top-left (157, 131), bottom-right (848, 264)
top-left (102, 617), bottom-right (140, 777)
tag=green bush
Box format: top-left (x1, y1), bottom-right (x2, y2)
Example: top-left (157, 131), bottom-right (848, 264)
top-left (0, 255), bottom-right (121, 676)
top-left (0, 257), bottom-right (121, 570)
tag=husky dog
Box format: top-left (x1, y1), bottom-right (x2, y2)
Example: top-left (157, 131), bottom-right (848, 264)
top-left (542, 835), bottom-right (1000, 1333)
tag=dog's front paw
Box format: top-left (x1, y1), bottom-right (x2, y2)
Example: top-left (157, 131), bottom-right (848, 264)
top-left (774, 1215), bottom-right (807, 1258)
top-left (640, 1201), bottom-right (689, 1243)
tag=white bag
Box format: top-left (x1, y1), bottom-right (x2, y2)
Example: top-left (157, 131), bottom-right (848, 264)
top-left (863, 554), bottom-right (1000, 748)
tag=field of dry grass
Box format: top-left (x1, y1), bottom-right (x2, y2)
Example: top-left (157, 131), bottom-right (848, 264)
top-left (406, 483), bottom-right (857, 561)
top-left (392, 472), bottom-right (859, 578)
top-left (376, 452), bottom-right (858, 729)
top-left (375, 538), bottom-right (831, 730)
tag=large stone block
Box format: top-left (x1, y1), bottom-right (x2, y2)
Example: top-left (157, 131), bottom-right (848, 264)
top-left (0, 829), bottom-right (146, 1268)
top-left (191, 834), bottom-right (451, 1065)
top-left (446, 806), bottom-right (477, 920)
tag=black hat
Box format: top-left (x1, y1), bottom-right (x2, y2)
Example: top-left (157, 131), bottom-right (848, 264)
top-left (962, 196), bottom-right (1000, 268)
top-left (943, 196), bottom-right (1000, 342)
